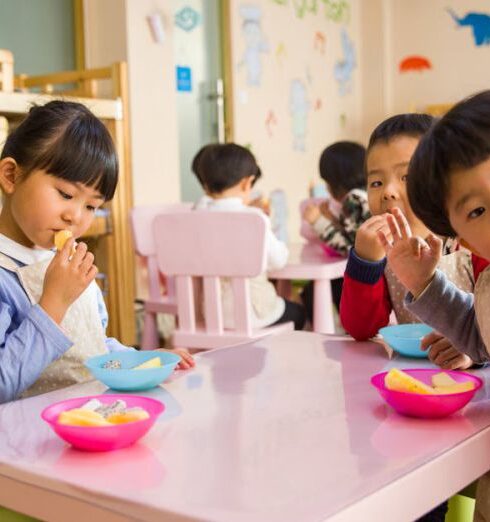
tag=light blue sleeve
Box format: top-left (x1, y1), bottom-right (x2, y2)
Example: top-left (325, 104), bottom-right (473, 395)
top-left (0, 303), bottom-right (72, 403)
top-left (96, 287), bottom-right (135, 353)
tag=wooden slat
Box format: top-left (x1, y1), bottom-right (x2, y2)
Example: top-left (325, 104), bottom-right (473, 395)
top-left (14, 66), bottom-right (112, 88)
top-left (0, 91), bottom-right (121, 120)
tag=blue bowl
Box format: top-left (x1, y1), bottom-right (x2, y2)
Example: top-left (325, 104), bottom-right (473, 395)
top-left (85, 351), bottom-right (181, 391)
top-left (378, 324), bottom-right (433, 358)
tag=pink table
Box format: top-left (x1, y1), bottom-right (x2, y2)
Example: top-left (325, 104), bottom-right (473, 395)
top-left (1, 332), bottom-right (490, 521)
top-left (268, 243), bottom-right (347, 333)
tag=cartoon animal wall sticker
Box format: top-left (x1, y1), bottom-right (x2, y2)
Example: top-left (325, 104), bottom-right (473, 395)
top-left (447, 8), bottom-right (490, 46)
top-left (334, 28), bottom-right (356, 96)
top-left (290, 78), bottom-right (310, 152)
top-left (238, 4), bottom-right (269, 86)
top-left (399, 55), bottom-right (432, 73)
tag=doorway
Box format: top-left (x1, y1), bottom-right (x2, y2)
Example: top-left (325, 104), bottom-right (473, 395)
top-left (172, 0), bottom-right (226, 202)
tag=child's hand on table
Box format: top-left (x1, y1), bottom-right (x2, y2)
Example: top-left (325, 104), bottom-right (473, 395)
top-left (378, 208), bottom-right (442, 298)
top-left (354, 214), bottom-right (392, 261)
top-left (155, 348), bottom-right (195, 370)
top-left (421, 331), bottom-right (473, 370)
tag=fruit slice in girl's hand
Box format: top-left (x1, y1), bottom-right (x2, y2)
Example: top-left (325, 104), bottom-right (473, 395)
top-left (384, 368), bottom-right (434, 394)
top-left (54, 230), bottom-right (73, 251)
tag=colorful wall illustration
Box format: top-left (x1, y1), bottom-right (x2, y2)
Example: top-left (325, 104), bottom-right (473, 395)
top-left (390, 1), bottom-right (490, 118)
top-left (334, 29), bottom-right (356, 95)
top-left (238, 4), bottom-right (269, 86)
top-left (447, 8), bottom-right (490, 46)
top-left (290, 79), bottom-right (310, 151)
top-left (229, 0), bottom-right (360, 241)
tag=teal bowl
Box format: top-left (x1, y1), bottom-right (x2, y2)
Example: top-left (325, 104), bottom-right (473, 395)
top-left (379, 324), bottom-right (433, 358)
top-left (85, 351), bottom-right (181, 391)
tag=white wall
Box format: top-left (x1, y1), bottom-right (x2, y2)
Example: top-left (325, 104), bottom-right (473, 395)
top-left (83, 0), bottom-right (181, 206)
top-left (84, 0), bottom-right (490, 243)
top-left (383, 0), bottom-right (490, 113)
top-left (228, 0), bottom-right (362, 240)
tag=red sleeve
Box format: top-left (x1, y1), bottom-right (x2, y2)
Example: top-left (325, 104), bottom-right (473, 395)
top-left (472, 253), bottom-right (490, 282)
top-left (340, 273), bottom-right (392, 341)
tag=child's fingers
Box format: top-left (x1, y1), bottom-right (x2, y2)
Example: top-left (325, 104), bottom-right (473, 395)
top-left (376, 222), bottom-right (393, 240)
top-left (177, 349), bottom-right (195, 366)
top-left (79, 251), bottom-right (95, 275)
top-left (71, 241), bottom-right (88, 263)
top-left (391, 207), bottom-right (412, 239)
top-left (377, 230), bottom-right (392, 253)
top-left (409, 236), bottom-right (427, 258)
top-left (431, 346), bottom-right (455, 367)
top-left (386, 214), bottom-right (402, 242)
top-left (58, 237), bottom-right (76, 261)
top-left (364, 215), bottom-right (389, 230)
top-left (426, 233), bottom-right (443, 257)
top-left (420, 330), bottom-right (444, 350)
top-left (427, 337), bottom-right (453, 361)
top-left (86, 264), bottom-right (98, 282)
top-left (441, 353), bottom-right (467, 370)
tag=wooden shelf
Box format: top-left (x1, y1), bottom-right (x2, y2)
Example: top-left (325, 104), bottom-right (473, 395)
top-left (0, 63), bottom-right (136, 346)
top-left (80, 210), bottom-right (110, 238)
top-left (0, 91), bottom-right (122, 120)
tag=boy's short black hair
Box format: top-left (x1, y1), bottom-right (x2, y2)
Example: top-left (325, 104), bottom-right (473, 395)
top-left (408, 91), bottom-right (490, 237)
top-left (1, 100), bottom-right (118, 200)
top-left (367, 113), bottom-right (434, 152)
top-left (191, 143), bottom-right (261, 194)
top-left (319, 141), bottom-right (366, 199)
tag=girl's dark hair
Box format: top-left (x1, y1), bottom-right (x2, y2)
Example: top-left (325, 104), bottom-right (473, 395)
top-left (367, 113), bottom-right (434, 152)
top-left (1, 100), bottom-right (118, 200)
top-left (408, 91), bottom-right (490, 237)
top-left (319, 141), bottom-right (366, 199)
top-left (191, 143), bottom-right (261, 193)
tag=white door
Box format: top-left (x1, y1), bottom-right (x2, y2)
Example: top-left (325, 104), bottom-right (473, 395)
top-left (173, 0), bottom-right (225, 202)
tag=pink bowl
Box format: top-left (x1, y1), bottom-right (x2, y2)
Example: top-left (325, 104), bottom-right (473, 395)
top-left (371, 369), bottom-right (483, 418)
top-left (41, 394), bottom-right (165, 451)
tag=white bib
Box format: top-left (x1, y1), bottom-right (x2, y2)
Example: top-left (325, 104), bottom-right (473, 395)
top-left (0, 252), bottom-right (107, 398)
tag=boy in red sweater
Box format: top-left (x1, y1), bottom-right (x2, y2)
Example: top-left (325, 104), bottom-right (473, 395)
top-left (340, 114), bottom-right (487, 371)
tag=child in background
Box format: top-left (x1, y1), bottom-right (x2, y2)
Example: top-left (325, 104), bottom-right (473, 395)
top-left (192, 143), bottom-right (305, 330)
top-left (0, 101), bottom-right (193, 404)
top-left (340, 114), bottom-right (476, 372)
top-left (303, 141), bottom-right (369, 257)
top-left (301, 141), bottom-right (369, 316)
top-left (377, 91), bottom-right (490, 522)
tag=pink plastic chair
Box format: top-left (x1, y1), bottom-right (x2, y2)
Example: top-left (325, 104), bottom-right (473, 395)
top-left (130, 204), bottom-right (192, 349)
top-left (152, 211), bottom-right (293, 349)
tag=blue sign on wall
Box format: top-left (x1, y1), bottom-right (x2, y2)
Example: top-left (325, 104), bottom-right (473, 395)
top-left (176, 66), bottom-right (192, 92)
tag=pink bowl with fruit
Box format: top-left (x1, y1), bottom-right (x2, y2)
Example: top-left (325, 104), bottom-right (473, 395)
top-left (371, 369), bottom-right (483, 419)
top-left (41, 394), bottom-right (164, 451)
